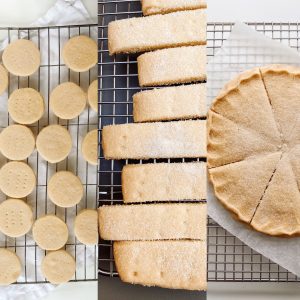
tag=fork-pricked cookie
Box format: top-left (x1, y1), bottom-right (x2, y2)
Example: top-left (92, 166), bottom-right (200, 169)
top-left (137, 46), bottom-right (206, 86)
top-left (102, 120), bottom-right (206, 160)
top-left (108, 9), bottom-right (206, 55)
top-left (133, 84), bottom-right (206, 122)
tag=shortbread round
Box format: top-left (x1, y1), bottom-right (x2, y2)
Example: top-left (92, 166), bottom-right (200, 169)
top-left (74, 209), bottom-right (98, 245)
top-left (0, 65), bottom-right (8, 95)
top-left (81, 129), bottom-right (97, 165)
top-left (87, 80), bottom-right (98, 112)
top-left (0, 249), bottom-right (21, 285)
top-left (48, 171), bottom-right (83, 208)
top-left (0, 162), bottom-right (36, 198)
top-left (32, 215), bottom-right (68, 250)
top-left (8, 88), bottom-right (44, 124)
top-left (0, 199), bottom-right (33, 237)
top-left (0, 125), bottom-right (35, 160)
top-left (2, 39), bottom-right (40, 76)
top-left (62, 35), bottom-right (97, 72)
top-left (36, 125), bottom-right (72, 163)
top-left (50, 82), bottom-right (86, 119)
top-left (41, 250), bottom-right (75, 284)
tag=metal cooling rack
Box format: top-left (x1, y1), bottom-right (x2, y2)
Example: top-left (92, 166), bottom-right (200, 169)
top-left (0, 23), bottom-right (98, 284)
top-left (98, 0), bottom-right (300, 282)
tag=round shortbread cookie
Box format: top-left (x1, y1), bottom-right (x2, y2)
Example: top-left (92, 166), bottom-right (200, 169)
top-left (48, 171), bottom-right (83, 208)
top-left (36, 125), bottom-right (72, 163)
top-left (41, 250), bottom-right (75, 284)
top-left (62, 35), bottom-right (97, 72)
top-left (0, 65), bottom-right (8, 95)
top-left (81, 129), bottom-right (97, 165)
top-left (50, 82), bottom-right (86, 119)
top-left (0, 162), bottom-right (36, 198)
top-left (74, 209), bottom-right (98, 245)
top-left (8, 88), bottom-right (44, 124)
top-left (0, 249), bottom-right (21, 285)
top-left (0, 125), bottom-right (35, 160)
top-left (0, 199), bottom-right (33, 237)
top-left (2, 39), bottom-right (40, 76)
top-left (32, 215), bottom-right (68, 250)
top-left (87, 80), bottom-right (98, 112)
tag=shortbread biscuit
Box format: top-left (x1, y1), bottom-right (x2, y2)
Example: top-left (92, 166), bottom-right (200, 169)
top-left (138, 46), bottom-right (206, 86)
top-left (8, 88), bottom-right (44, 124)
top-left (141, 0), bottom-right (207, 15)
top-left (74, 209), bottom-right (98, 245)
top-left (102, 120), bottom-right (206, 160)
top-left (50, 82), bottom-right (86, 120)
top-left (41, 250), bottom-right (75, 284)
top-left (99, 203), bottom-right (206, 241)
top-left (114, 240), bottom-right (207, 290)
top-left (36, 125), bottom-right (72, 163)
top-left (0, 162), bottom-right (36, 198)
top-left (108, 10), bottom-right (206, 55)
top-left (32, 215), bottom-right (68, 250)
top-left (0, 249), bottom-right (21, 285)
top-left (48, 171), bottom-right (83, 208)
top-left (133, 84), bottom-right (206, 122)
top-left (0, 199), bottom-right (33, 237)
top-left (82, 129), bottom-right (98, 165)
top-left (0, 124), bottom-right (35, 160)
top-left (87, 80), bottom-right (98, 112)
top-left (2, 39), bottom-right (40, 76)
top-left (62, 35), bottom-right (97, 72)
top-left (122, 162), bottom-right (206, 202)
top-left (0, 65), bottom-right (8, 95)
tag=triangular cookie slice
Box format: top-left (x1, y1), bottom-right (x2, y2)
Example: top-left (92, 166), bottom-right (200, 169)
top-left (209, 152), bottom-right (281, 223)
top-left (211, 67), bottom-right (281, 145)
top-left (288, 145), bottom-right (300, 189)
top-left (207, 111), bottom-right (280, 168)
top-left (260, 65), bottom-right (300, 147)
top-left (251, 154), bottom-right (300, 236)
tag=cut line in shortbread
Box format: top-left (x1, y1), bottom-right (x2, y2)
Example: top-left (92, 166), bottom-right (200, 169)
top-left (99, 203), bottom-right (207, 241)
top-left (114, 240), bottom-right (207, 291)
top-left (122, 162), bottom-right (207, 202)
top-left (108, 9), bottom-right (206, 55)
top-left (137, 46), bottom-right (206, 86)
top-left (141, 0), bottom-right (207, 15)
top-left (102, 120), bottom-right (206, 160)
top-left (0, 249), bottom-right (22, 285)
top-left (133, 84), bottom-right (206, 122)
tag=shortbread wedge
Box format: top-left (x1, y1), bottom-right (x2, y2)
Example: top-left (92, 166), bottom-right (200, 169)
top-left (122, 162), bottom-right (206, 202)
top-left (141, 0), bottom-right (207, 15)
top-left (102, 120), bottom-right (206, 160)
top-left (137, 46), bottom-right (206, 86)
top-left (133, 84), bottom-right (206, 122)
top-left (108, 10), bottom-right (206, 55)
top-left (99, 203), bottom-right (207, 241)
top-left (114, 240), bottom-right (207, 291)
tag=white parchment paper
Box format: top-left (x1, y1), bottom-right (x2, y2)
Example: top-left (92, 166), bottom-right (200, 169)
top-left (208, 22), bottom-right (300, 277)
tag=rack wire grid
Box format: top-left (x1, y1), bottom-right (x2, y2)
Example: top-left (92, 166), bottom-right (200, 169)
top-left (0, 23), bottom-right (98, 284)
top-left (98, 0), bottom-right (300, 283)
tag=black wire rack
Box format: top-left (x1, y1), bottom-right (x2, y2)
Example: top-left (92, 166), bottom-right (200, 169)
top-left (0, 23), bottom-right (98, 284)
top-left (98, 0), bottom-right (300, 283)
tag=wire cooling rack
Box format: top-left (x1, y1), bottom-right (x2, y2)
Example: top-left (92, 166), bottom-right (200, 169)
top-left (98, 0), bottom-right (300, 283)
top-left (0, 24), bottom-right (98, 284)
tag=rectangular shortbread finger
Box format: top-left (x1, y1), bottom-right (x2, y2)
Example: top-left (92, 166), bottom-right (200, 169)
top-left (99, 203), bottom-right (207, 241)
top-left (102, 120), bottom-right (206, 160)
top-left (108, 9), bottom-right (206, 55)
top-left (114, 240), bottom-right (207, 291)
top-left (133, 84), bottom-right (207, 122)
top-left (122, 162), bottom-right (207, 203)
top-left (141, 0), bottom-right (207, 15)
top-left (137, 46), bottom-right (206, 87)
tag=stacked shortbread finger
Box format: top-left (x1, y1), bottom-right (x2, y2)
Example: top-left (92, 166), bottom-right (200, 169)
top-left (100, 0), bottom-right (207, 291)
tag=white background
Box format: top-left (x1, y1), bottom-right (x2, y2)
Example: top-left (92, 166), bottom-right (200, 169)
top-left (0, 0), bottom-right (300, 299)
